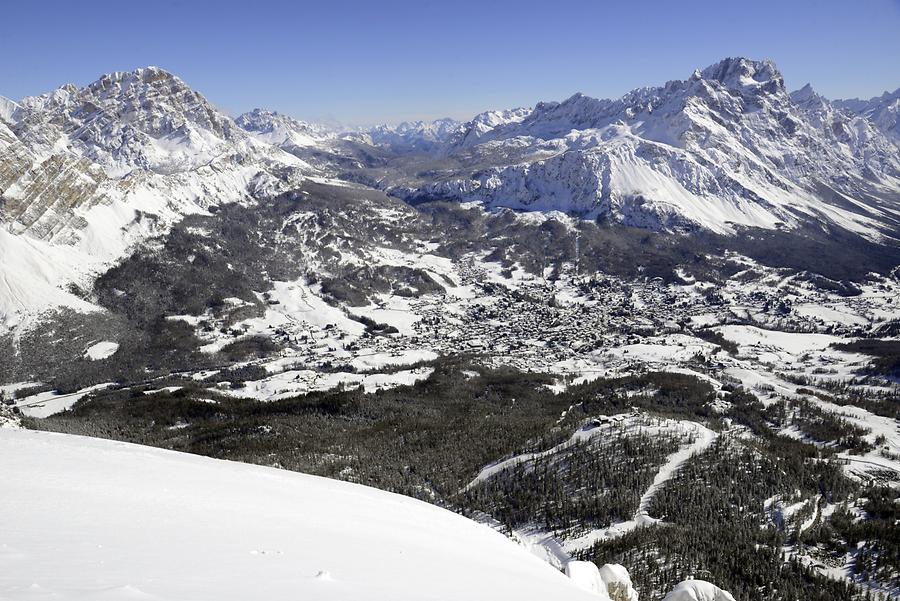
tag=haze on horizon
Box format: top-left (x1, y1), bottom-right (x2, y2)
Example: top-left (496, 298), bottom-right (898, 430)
top-left (1, 0), bottom-right (899, 126)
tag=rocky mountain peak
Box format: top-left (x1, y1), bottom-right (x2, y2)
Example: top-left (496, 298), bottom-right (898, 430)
top-left (29, 67), bottom-right (234, 135)
top-left (236, 107), bottom-right (333, 150)
top-left (699, 57), bottom-right (784, 91)
top-left (11, 66), bottom-right (246, 175)
top-left (90, 66), bottom-right (179, 91)
top-left (0, 95), bottom-right (20, 124)
top-left (237, 108), bottom-right (295, 133)
top-left (789, 83), bottom-right (828, 109)
top-left (791, 83), bottom-right (816, 99)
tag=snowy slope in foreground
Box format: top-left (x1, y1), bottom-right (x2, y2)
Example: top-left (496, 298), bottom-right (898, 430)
top-left (0, 429), bottom-right (598, 601)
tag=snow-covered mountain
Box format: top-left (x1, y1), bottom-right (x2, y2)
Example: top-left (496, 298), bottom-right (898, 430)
top-left (8, 67), bottom-right (311, 177)
top-left (366, 117), bottom-right (462, 150)
top-left (0, 68), bottom-right (309, 327)
top-left (835, 87), bottom-right (900, 143)
top-left (2, 58), bottom-right (899, 329)
top-left (450, 106), bottom-right (532, 147)
top-left (386, 58), bottom-right (900, 239)
top-left (236, 107), bottom-right (335, 151)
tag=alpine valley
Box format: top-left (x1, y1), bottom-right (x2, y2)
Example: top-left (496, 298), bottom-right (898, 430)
top-left (2, 57), bottom-right (900, 601)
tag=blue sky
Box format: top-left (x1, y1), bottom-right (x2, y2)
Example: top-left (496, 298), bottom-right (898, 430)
top-left (2, 0), bottom-right (899, 125)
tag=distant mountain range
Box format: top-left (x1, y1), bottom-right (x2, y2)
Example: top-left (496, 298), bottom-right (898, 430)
top-left (245, 58), bottom-right (900, 238)
top-left (1, 57), bottom-right (898, 325)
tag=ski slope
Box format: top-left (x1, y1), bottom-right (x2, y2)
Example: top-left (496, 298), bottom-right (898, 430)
top-left (562, 420), bottom-right (717, 553)
top-left (0, 429), bottom-right (599, 601)
top-left (466, 415), bottom-right (718, 561)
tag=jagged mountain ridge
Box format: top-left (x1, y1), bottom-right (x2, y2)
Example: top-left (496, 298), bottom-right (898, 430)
top-left (835, 87), bottom-right (900, 143)
top-left (449, 107), bottom-right (532, 147)
top-left (2, 58), bottom-right (899, 329)
top-left (236, 108), bottom-right (335, 151)
top-left (231, 58), bottom-right (900, 239)
top-left (14, 67), bottom-right (240, 175)
top-left (371, 58), bottom-right (900, 238)
top-left (365, 117), bottom-right (462, 150)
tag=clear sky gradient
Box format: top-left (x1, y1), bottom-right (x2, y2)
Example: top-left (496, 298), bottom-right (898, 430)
top-left (2, 0), bottom-right (899, 125)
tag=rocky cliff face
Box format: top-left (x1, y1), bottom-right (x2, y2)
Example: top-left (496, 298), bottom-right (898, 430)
top-left (0, 68), bottom-right (310, 325)
top-left (13, 67), bottom-right (244, 175)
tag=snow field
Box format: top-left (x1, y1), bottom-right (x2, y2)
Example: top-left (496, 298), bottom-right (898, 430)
top-left (0, 429), bottom-right (600, 601)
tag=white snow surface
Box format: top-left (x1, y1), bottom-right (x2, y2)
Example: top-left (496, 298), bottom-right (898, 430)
top-left (222, 366), bottom-right (435, 400)
top-left (0, 228), bottom-right (101, 327)
top-left (83, 340), bottom-right (119, 360)
top-left (599, 563), bottom-right (639, 601)
top-left (0, 429), bottom-right (600, 601)
top-left (563, 561), bottom-right (639, 601)
top-left (662, 579), bottom-right (736, 601)
top-left (12, 383), bottom-right (113, 418)
top-left (565, 561), bottom-right (613, 600)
